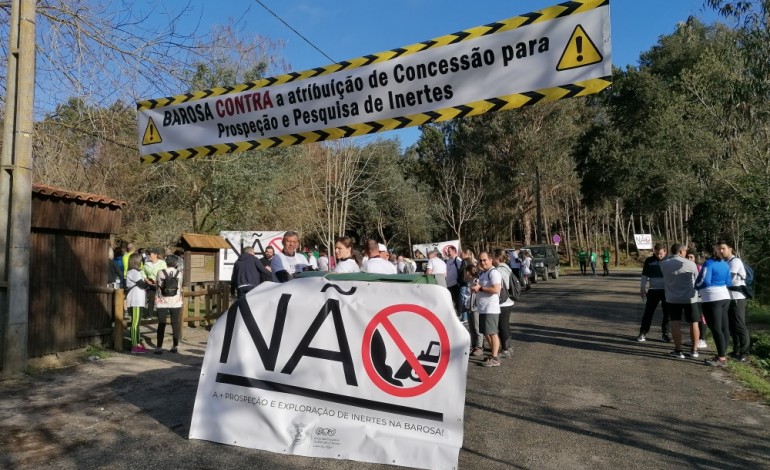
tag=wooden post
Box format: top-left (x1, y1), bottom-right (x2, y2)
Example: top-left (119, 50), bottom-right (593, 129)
top-left (113, 288), bottom-right (125, 352)
top-left (180, 287), bottom-right (189, 341)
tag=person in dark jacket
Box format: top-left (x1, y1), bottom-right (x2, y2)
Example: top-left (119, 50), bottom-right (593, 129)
top-left (231, 247), bottom-right (272, 298)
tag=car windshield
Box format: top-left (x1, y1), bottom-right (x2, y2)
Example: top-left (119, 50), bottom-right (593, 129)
top-left (529, 247), bottom-right (548, 258)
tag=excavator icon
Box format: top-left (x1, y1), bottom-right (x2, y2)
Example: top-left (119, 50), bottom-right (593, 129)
top-left (370, 329), bottom-right (441, 386)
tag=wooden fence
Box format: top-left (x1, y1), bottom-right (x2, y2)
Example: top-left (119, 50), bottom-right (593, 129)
top-left (111, 282), bottom-right (231, 352)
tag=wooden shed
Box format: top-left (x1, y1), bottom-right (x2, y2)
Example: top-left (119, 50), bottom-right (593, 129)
top-left (177, 233), bottom-right (229, 285)
top-left (29, 184), bottom-right (126, 357)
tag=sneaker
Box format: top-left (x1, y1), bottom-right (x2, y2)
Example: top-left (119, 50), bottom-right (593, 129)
top-left (483, 357), bottom-right (501, 367)
top-left (735, 355), bottom-right (749, 363)
top-left (131, 344), bottom-right (147, 354)
top-left (170, 347), bottom-right (178, 353)
top-left (662, 335), bottom-right (672, 343)
top-left (669, 350), bottom-right (685, 359)
top-left (636, 334), bottom-right (647, 342)
top-left (687, 351), bottom-right (699, 358)
top-left (470, 347), bottom-right (484, 357)
top-left (705, 358), bottom-right (727, 367)
top-left (698, 340), bottom-right (708, 349)
top-left (153, 348), bottom-right (163, 355)
top-left (498, 349), bottom-right (510, 359)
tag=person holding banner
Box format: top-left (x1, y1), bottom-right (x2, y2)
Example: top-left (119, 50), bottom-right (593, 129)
top-left (272, 231), bottom-right (310, 282)
top-left (333, 236), bottom-right (360, 273)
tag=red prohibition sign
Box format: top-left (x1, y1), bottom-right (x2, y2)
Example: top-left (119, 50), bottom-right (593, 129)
top-left (362, 304), bottom-right (450, 398)
top-left (268, 236), bottom-right (283, 252)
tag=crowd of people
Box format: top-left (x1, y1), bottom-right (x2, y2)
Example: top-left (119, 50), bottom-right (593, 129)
top-left (227, 232), bottom-right (538, 368)
top-left (637, 241), bottom-right (751, 366)
top-left (109, 244), bottom-right (185, 355)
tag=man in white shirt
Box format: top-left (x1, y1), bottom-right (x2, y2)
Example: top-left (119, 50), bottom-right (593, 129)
top-left (471, 252), bottom-right (502, 367)
top-left (362, 239), bottom-right (397, 274)
top-left (271, 231), bottom-right (310, 282)
top-left (317, 248), bottom-right (330, 272)
top-left (305, 248), bottom-right (319, 270)
top-left (719, 240), bottom-right (750, 361)
top-left (444, 245), bottom-right (463, 314)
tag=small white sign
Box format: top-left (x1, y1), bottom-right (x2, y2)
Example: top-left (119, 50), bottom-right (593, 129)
top-left (634, 234), bottom-right (653, 250)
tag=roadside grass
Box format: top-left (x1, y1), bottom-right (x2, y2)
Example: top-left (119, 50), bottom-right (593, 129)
top-left (84, 344), bottom-right (110, 360)
top-left (728, 302), bottom-right (770, 403)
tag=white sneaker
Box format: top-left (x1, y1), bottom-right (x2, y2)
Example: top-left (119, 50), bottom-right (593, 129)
top-left (698, 340), bottom-right (708, 349)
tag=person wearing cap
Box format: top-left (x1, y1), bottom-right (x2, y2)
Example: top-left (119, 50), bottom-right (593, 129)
top-left (362, 239), bottom-right (396, 274)
top-left (143, 247), bottom-right (167, 318)
top-left (378, 243), bottom-right (390, 260)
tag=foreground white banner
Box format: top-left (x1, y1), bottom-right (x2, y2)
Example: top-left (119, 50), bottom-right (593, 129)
top-left (190, 276), bottom-right (470, 469)
top-left (218, 231), bottom-right (286, 281)
top-left (412, 240), bottom-right (461, 260)
top-left (634, 234), bottom-right (653, 250)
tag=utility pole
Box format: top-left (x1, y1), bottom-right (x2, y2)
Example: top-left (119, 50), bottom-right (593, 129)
top-left (1, 0), bottom-right (36, 375)
top-left (535, 166), bottom-right (543, 244)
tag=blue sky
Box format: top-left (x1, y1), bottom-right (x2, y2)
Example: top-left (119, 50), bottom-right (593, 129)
top-left (148, 0), bottom-right (721, 146)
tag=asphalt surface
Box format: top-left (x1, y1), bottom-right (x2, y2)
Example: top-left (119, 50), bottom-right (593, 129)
top-left (1, 270), bottom-right (769, 469)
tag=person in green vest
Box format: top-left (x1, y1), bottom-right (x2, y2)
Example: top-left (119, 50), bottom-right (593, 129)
top-left (602, 247), bottom-right (611, 276)
top-left (122, 242), bottom-right (136, 278)
top-left (589, 248), bottom-right (597, 276)
top-left (577, 248), bottom-right (587, 275)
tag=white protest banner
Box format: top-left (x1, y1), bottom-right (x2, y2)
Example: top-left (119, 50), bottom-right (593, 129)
top-left (218, 231), bottom-right (286, 281)
top-left (189, 276), bottom-right (469, 469)
top-left (634, 234), bottom-right (653, 250)
top-left (412, 240), bottom-right (461, 260)
top-left (137, 0), bottom-right (611, 164)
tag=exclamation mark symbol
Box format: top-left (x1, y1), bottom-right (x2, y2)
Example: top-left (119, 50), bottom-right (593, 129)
top-left (576, 36), bottom-right (583, 62)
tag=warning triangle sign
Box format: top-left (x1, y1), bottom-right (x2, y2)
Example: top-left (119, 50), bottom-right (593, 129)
top-left (556, 24), bottom-right (603, 71)
top-left (142, 117), bottom-right (162, 146)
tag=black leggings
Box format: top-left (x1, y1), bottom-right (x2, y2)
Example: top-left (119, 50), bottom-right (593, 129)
top-left (156, 307), bottom-right (181, 349)
top-left (702, 300), bottom-right (730, 358)
top-left (498, 306), bottom-right (513, 350)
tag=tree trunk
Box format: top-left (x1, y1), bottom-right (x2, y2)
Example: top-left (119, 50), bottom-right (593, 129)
top-left (614, 198), bottom-right (621, 267)
top-left (564, 203), bottom-right (573, 267)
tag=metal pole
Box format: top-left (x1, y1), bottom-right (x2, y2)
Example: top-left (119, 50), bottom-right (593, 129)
top-left (1, 0), bottom-right (36, 375)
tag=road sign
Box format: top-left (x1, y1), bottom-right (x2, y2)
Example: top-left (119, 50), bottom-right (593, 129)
top-left (362, 304), bottom-right (450, 398)
top-left (556, 24), bottom-right (604, 71)
top-left (552, 234), bottom-right (561, 245)
top-left (137, 0), bottom-right (611, 164)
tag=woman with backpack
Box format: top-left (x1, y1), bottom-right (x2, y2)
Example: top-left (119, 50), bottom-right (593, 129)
top-left (154, 255), bottom-right (183, 354)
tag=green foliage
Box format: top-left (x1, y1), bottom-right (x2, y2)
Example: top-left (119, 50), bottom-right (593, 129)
top-left (84, 344), bottom-right (110, 360)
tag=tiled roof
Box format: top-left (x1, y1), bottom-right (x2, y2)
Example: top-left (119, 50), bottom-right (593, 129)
top-left (179, 233), bottom-right (230, 249)
top-left (32, 184), bottom-right (127, 208)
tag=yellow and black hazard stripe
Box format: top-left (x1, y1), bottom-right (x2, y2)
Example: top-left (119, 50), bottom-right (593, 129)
top-left (136, 0), bottom-right (608, 112)
top-left (140, 76), bottom-right (611, 164)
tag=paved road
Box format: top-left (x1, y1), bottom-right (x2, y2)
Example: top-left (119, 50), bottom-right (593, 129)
top-left (1, 271), bottom-right (769, 469)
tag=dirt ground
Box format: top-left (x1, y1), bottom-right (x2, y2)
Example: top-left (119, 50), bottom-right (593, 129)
top-left (2, 271), bottom-right (770, 470)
